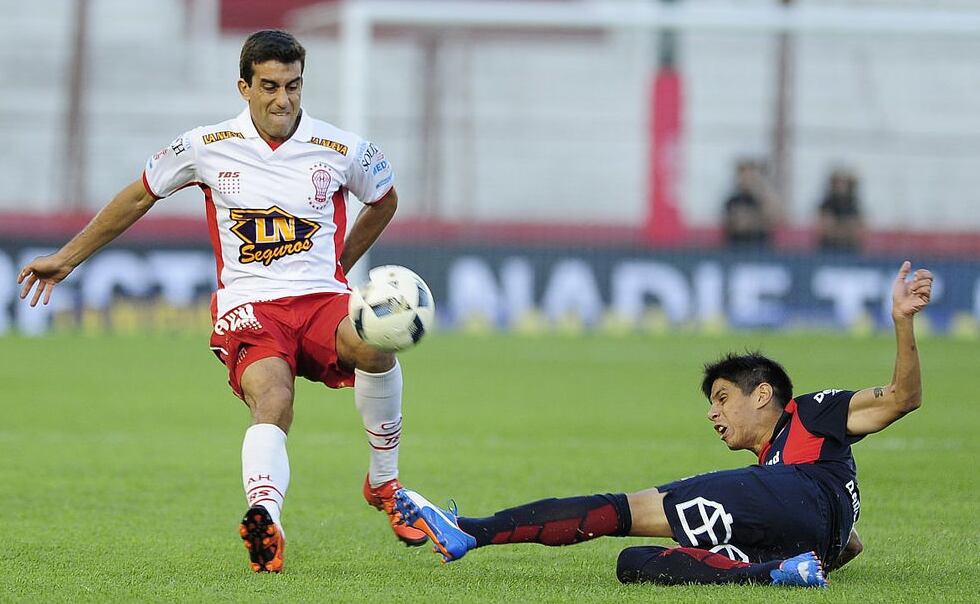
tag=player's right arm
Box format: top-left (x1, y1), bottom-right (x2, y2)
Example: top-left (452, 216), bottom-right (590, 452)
top-left (19, 130), bottom-right (197, 307)
top-left (18, 179), bottom-right (158, 306)
top-left (846, 261), bottom-right (932, 436)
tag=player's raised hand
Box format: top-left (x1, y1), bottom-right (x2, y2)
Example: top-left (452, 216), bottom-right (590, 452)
top-left (891, 260), bottom-right (933, 320)
top-left (17, 254), bottom-right (74, 307)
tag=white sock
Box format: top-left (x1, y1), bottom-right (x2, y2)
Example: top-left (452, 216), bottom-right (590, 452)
top-left (242, 423), bottom-right (290, 535)
top-left (355, 360), bottom-right (403, 488)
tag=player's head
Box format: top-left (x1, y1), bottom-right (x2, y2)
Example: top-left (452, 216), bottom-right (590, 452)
top-left (238, 30), bottom-right (307, 141)
top-left (700, 352), bottom-right (793, 452)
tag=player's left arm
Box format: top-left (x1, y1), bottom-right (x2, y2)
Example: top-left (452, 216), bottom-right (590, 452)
top-left (846, 261), bottom-right (932, 436)
top-left (339, 186), bottom-right (398, 274)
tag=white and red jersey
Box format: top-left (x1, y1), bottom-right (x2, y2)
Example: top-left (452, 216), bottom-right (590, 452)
top-left (142, 107), bottom-right (394, 318)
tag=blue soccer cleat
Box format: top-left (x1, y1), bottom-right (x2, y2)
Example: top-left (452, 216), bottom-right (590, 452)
top-left (394, 489), bottom-right (477, 563)
top-left (770, 551), bottom-right (829, 588)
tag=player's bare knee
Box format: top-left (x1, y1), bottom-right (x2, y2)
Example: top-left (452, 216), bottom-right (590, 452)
top-left (626, 488), bottom-right (672, 537)
top-left (243, 384), bottom-right (294, 431)
top-left (336, 315), bottom-right (396, 372)
top-left (355, 346), bottom-right (396, 373)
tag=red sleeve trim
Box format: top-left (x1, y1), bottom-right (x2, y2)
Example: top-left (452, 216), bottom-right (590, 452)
top-left (141, 170), bottom-right (162, 201)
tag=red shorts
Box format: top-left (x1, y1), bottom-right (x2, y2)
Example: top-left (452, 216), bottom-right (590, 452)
top-left (208, 292), bottom-right (355, 400)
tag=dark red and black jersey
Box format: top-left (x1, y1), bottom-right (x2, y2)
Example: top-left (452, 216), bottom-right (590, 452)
top-left (758, 390), bottom-right (863, 525)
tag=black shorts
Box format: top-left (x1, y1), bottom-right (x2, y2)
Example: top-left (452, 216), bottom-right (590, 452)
top-left (658, 464), bottom-right (845, 564)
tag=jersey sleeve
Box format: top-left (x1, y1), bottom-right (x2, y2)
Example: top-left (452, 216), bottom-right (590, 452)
top-left (794, 389), bottom-right (856, 443)
top-left (142, 131), bottom-right (197, 199)
top-left (346, 138), bottom-right (394, 204)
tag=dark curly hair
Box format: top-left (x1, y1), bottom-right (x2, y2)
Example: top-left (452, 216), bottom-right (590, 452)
top-left (701, 351), bottom-right (793, 408)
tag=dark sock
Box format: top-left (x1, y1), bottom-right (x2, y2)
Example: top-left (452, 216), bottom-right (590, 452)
top-left (617, 546), bottom-right (782, 585)
top-left (457, 493), bottom-right (632, 548)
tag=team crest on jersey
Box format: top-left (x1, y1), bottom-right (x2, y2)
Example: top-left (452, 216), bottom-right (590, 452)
top-left (230, 206), bottom-right (320, 266)
top-left (308, 162), bottom-right (334, 210)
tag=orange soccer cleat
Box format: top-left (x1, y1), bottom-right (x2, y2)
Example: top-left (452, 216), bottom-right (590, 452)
top-left (363, 475), bottom-right (429, 547)
top-left (239, 505), bottom-right (285, 573)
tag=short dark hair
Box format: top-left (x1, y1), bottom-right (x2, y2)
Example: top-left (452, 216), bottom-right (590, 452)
top-left (240, 30), bottom-right (306, 84)
top-left (701, 352), bottom-right (793, 408)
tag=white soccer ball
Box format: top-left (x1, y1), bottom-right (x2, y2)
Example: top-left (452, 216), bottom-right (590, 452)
top-left (348, 265), bottom-right (435, 352)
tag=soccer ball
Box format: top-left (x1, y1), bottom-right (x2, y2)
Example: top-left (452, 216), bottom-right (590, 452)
top-left (348, 265), bottom-right (435, 352)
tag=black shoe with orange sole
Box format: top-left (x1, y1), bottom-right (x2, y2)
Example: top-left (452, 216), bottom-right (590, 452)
top-left (240, 505), bottom-right (285, 573)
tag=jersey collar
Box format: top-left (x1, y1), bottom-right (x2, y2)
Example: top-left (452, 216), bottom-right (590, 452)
top-left (235, 107), bottom-right (261, 139)
top-left (758, 401), bottom-right (794, 462)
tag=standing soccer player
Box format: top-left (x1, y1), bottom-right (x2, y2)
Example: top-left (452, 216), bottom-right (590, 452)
top-left (395, 262), bottom-right (932, 588)
top-left (17, 30), bottom-right (427, 573)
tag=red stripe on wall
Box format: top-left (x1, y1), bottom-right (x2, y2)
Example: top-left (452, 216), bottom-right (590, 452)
top-left (646, 66), bottom-right (686, 244)
top-left (331, 190), bottom-right (348, 286)
top-left (1, 211), bottom-right (979, 255)
top-left (782, 399), bottom-right (825, 464)
top-left (201, 185), bottom-right (224, 289)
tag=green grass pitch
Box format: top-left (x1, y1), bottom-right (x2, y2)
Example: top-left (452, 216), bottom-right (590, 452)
top-left (2, 331), bottom-right (978, 602)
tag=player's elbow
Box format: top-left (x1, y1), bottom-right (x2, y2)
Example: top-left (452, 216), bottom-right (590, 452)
top-left (134, 194), bottom-right (156, 215)
top-left (896, 389), bottom-right (922, 414)
top-left (846, 531), bottom-right (864, 559)
top-left (887, 383), bottom-right (921, 415)
top-left (379, 187), bottom-right (398, 213)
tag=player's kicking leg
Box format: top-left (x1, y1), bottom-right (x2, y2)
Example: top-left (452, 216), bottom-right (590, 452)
top-left (337, 321), bottom-right (427, 546)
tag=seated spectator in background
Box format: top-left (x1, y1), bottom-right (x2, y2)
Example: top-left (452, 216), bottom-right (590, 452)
top-left (817, 168), bottom-right (863, 252)
top-left (722, 159), bottom-right (775, 247)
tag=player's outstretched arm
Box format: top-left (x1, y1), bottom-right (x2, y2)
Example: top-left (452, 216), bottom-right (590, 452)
top-left (339, 187), bottom-right (398, 274)
top-left (846, 261), bottom-right (932, 436)
top-left (17, 178), bottom-right (158, 306)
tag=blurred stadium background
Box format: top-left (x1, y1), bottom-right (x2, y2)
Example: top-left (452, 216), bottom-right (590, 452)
top-left (4, 2), bottom-right (980, 600)
top-left (1, 0), bottom-right (979, 335)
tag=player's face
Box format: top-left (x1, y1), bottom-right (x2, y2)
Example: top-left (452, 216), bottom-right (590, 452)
top-left (239, 60), bottom-right (304, 141)
top-left (706, 378), bottom-right (764, 451)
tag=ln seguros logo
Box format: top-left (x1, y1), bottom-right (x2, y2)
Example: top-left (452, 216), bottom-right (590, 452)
top-left (230, 206), bottom-right (320, 266)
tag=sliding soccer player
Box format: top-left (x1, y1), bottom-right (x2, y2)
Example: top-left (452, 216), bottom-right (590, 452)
top-left (397, 262), bottom-right (931, 588)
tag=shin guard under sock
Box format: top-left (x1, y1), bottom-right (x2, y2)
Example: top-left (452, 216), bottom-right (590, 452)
top-left (457, 493), bottom-right (632, 548)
